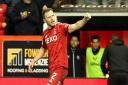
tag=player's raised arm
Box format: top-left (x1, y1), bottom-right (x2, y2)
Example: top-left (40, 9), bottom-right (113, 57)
top-left (68, 13), bottom-right (91, 33)
top-left (28, 47), bottom-right (46, 72)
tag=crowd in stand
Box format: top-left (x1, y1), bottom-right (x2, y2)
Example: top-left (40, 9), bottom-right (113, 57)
top-left (0, 0), bottom-right (60, 35)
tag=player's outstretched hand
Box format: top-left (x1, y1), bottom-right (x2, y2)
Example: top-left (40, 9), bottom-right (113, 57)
top-left (28, 61), bottom-right (35, 72)
top-left (84, 13), bottom-right (91, 21)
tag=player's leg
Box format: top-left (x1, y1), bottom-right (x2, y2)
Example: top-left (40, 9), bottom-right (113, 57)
top-left (47, 67), bottom-right (68, 85)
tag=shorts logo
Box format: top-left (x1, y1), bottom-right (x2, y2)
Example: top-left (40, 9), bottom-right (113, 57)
top-left (48, 72), bottom-right (57, 84)
top-left (7, 48), bottom-right (23, 66)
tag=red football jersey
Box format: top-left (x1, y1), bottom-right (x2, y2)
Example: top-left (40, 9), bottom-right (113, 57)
top-left (42, 22), bottom-right (69, 72)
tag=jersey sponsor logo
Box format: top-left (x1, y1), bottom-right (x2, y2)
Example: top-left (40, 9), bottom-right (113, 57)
top-left (45, 35), bottom-right (57, 44)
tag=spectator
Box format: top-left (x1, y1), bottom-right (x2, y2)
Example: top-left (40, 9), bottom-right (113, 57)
top-left (101, 35), bottom-right (128, 85)
top-left (11, 0), bottom-right (40, 35)
top-left (0, 0), bottom-right (7, 35)
top-left (68, 35), bottom-right (85, 78)
top-left (86, 35), bottom-right (105, 78)
top-left (5, 0), bottom-right (20, 35)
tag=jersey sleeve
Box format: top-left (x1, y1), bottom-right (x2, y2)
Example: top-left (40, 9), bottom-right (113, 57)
top-left (62, 23), bottom-right (69, 33)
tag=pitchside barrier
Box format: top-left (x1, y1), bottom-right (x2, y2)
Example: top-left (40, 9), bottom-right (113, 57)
top-left (0, 36), bottom-right (107, 85)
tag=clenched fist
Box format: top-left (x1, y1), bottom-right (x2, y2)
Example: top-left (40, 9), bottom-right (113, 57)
top-left (84, 13), bottom-right (91, 21)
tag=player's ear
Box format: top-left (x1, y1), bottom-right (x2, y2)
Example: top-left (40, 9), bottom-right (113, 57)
top-left (43, 19), bottom-right (46, 23)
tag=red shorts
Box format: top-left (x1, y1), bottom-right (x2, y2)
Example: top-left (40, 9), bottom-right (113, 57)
top-left (47, 67), bottom-right (68, 85)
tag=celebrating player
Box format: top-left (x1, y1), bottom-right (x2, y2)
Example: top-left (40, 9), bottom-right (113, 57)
top-left (28, 6), bottom-right (91, 85)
